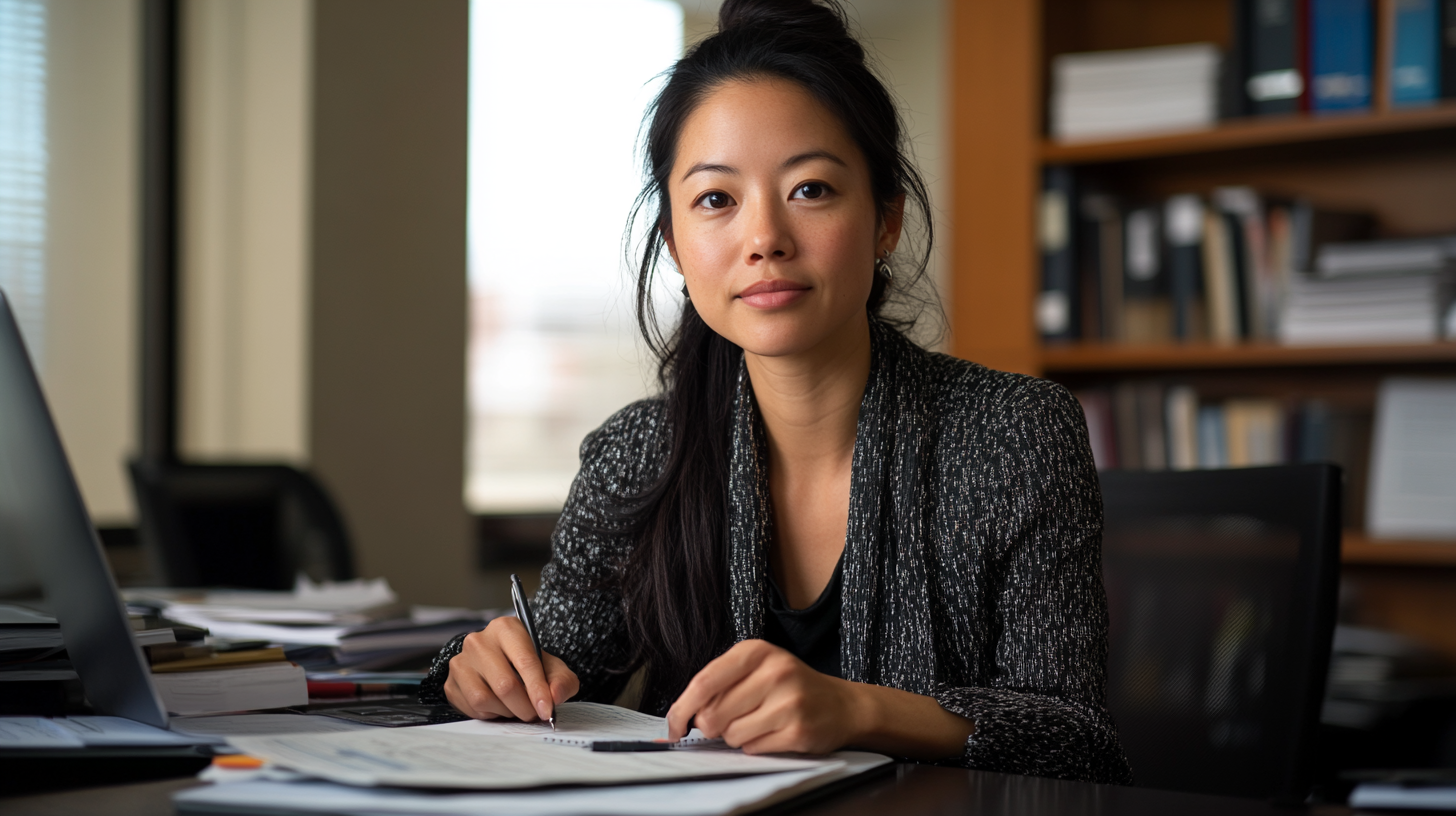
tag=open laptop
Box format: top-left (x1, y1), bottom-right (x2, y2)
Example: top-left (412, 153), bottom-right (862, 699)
top-left (0, 289), bottom-right (170, 728)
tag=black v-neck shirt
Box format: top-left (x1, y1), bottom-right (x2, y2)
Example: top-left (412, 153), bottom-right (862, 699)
top-left (762, 559), bottom-right (844, 679)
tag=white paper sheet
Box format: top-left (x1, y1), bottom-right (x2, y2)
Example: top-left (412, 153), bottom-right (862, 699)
top-left (173, 750), bottom-right (890, 815)
top-left (428, 701), bottom-right (715, 746)
top-left (0, 716), bottom-right (200, 747)
top-left (170, 713), bottom-right (375, 743)
top-left (227, 729), bottom-right (836, 789)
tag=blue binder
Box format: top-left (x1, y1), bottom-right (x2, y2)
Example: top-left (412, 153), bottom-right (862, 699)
top-left (1391, 0), bottom-right (1441, 105)
top-left (1310, 0), bottom-right (1374, 112)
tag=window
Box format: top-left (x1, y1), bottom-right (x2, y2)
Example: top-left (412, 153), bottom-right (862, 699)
top-left (466, 0), bottom-right (683, 513)
top-left (0, 0), bottom-right (47, 369)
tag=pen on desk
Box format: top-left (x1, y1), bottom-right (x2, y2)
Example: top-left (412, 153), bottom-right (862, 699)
top-left (590, 741), bottom-right (675, 752)
top-left (510, 573), bottom-right (554, 731)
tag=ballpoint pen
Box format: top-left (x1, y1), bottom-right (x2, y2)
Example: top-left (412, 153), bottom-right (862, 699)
top-left (510, 573), bottom-right (554, 731)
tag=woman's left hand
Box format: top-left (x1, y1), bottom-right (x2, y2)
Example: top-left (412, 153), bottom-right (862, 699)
top-left (665, 639), bottom-right (860, 754)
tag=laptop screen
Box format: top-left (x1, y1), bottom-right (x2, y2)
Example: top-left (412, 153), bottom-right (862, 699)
top-left (0, 289), bottom-right (167, 726)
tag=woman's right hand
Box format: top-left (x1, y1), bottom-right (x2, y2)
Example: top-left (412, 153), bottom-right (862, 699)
top-left (443, 616), bottom-right (580, 721)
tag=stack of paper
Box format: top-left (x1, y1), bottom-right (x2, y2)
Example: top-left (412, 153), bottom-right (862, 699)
top-left (172, 702), bottom-right (892, 816)
top-left (1050, 43), bottom-right (1221, 141)
top-left (1280, 273), bottom-right (1453, 345)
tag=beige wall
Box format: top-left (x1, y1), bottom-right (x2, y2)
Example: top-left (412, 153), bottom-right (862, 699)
top-left (43, 0), bottom-right (141, 525)
top-left (179, 0), bottom-right (312, 463)
top-left (309, 0), bottom-right (472, 606)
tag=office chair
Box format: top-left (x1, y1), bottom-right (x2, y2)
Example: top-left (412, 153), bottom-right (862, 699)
top-left (1100, 464), bottom-right (1341, 803)
top-left (128, 461), bottom-right (356, 590)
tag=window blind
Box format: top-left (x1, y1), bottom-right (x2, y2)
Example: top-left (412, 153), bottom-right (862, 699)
top-left (0, 0), bottom-right (47, 369)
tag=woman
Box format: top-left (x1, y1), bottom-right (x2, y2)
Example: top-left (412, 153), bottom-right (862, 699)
top-left (422, 0), bottom-right (1132, 784)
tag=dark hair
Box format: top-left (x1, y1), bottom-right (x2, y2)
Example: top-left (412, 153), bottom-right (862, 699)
top-left (615, 0), bottom-right (936, 713)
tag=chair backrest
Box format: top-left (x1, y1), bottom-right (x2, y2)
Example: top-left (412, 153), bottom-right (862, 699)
top-left (1100, 464), bottom-right (1341, 803)
top-left (128, 461), bottom-right (355, 589)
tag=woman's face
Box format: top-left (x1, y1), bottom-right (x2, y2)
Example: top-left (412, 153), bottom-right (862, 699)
top-left (665, 78), bottom-right (901, 360)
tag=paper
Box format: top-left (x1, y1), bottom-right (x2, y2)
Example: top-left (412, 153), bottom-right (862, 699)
top-left (170, 713), bottom-right (375, 742)
top-left (227, 728), bottom-right (836, 789)
top-left (0, 718), bottom-right (83, 748)
top-left (429, 701), bottom-right (715, 746)
top-left (172, 751), bottom-right (890, 815)
top-left (0, 716), bottom-right (200, 747)
top-left (1368, 378), bottom-right (1456, 538)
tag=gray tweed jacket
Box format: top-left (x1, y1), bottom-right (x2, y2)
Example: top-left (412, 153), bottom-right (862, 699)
top-left (422, 321), bottom-right (1133, 784)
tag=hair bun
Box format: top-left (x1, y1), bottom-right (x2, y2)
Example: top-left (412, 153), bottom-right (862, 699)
top-left (717, 0), bottom-right (855, 49)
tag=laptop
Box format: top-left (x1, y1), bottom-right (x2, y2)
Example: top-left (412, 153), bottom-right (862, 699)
top-left (0, 289), bottom-right (170, 728)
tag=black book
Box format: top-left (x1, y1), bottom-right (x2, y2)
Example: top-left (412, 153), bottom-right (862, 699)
top-left (1164, 195), bottom-right (1206, 341)
top-left (1245, 0), bottom-right (1305, 114)
top-left (1037, 166), bottom-right (1078, 342)
top-left (1123, 205), bottom-right (1172, 343)
top-left (1222, 0), bottom-right (1251, 118)
top-left (1444, 0), bottom-right (1456, 98)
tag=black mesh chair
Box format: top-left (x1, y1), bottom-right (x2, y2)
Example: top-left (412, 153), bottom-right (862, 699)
top-left (1100, 464), bottom-right (1341, 803)
top-left (128, 461), bottom-right (355, 590)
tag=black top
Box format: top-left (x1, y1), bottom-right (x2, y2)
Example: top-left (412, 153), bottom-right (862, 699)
top-left (762, 559), bottom-right (843, 679)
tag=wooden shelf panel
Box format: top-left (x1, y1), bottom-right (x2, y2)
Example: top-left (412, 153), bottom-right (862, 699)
top-left (1343, 532), bottom-right (1456, 566)
top-left (1041, 103), bottom-right (1456, 165)
top-left (1041, 342), bottom-right (1456, 373)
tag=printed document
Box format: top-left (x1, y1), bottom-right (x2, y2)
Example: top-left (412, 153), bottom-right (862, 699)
top-left (227, 729), bottom-right (836, 789)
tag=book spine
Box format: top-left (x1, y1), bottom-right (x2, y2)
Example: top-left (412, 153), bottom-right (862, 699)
top-left (1247, 0), bottom-right (1307, 113)
top-left (1165, 195), bottom-right (1206, 341)
top-left (1037, 167), bottom-right (1078, 342)
top-left (1123, 206), bottom-right (1172, 343)
top-left (1392, 0), bottom-right (1441, 105)
top-left (1224, 0), bottom-right (1252, 118)
top-left (1444, 0), bottom-right (1456, 96)
top-left (1311, 0), bottom-right (1375, 111)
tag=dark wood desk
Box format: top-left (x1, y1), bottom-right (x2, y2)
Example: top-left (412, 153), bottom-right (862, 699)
top-left (0, 765), bottom-right (1355, 816)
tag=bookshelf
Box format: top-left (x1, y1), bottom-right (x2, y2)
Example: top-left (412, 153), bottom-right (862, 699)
top-left (950, 1), bottom-right (1456, 654)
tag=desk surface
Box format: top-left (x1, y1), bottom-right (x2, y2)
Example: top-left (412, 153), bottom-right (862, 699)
top-left (0, 764), bottom-right (1355, 816)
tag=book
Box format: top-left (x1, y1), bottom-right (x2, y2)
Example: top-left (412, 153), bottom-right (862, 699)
top-left (1164, 195), bottom-right (1207, 341)
top-left (1367, 378), bottom-right (1456, 539)
top-left (1391, 0), bottom-right (1442, 105)
top-left (1075, 389), bottom-right (1118, 470)
top-left (1316, 236), bottom-right (1455, 277)
top-left (1213, 187), bottom-right (1267, 339)
top-left (1038, 166), bottom-right (1078, 342)
top-left (150, 661), bottom-right (308, 716)
top-left (1198, 404), bottom-right (1229, 468)
top-left (1082, 193), bottom-right (1124, 341)
top-left (1310, 0), bottom-right (1375, 112)
top-left (1137, 383), bottom-right (1168, 470)
top-left (1244, 0), bottom-right (1307, 113)
top-left (1114, 382), bottom-right (1142, 469)
top-left (1123, 206), bottom-right (1172, 343)
top-left (1281, 272), bottom-right (1452, 344)
top-left (1165, 386), bottom-right (1200, 470)
top-left (1225, 399), bottom-right (1285, 466)
top-left (1202, 209), bottom-right (1240, 343)
top-left (1445, 0), bottom-right (1456, 98)
top-left (149, 647), bottom-right (288, 673)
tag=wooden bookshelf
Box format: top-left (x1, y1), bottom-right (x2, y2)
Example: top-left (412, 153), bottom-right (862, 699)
top-left (949, 0), bottom-right (1456, 659)
top-left (1041, 103), bottom-right (1456, 164)
top-left (1343, 531), bottom-right (1456, 567)
top-left (1042, 342), bottom-right (1456, 374)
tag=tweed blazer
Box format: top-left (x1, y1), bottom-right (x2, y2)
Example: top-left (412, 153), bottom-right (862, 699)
top-left (422, 321), bottom-right (1133, 784)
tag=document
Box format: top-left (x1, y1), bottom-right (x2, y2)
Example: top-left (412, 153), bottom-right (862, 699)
top-left (174, 751), bottom-right (892, 815)
top-left (0, 716), bottom-right (201, 747)
top-left (428, 701), bottom-right (717, 746)
top-left (170, 713), bottom-right (374, 743)
top-left (227, 729), bottom-right (834, 789)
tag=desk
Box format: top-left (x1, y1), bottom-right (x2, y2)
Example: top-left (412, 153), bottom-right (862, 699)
top-left (0, 765), bottom-right (1355, 816)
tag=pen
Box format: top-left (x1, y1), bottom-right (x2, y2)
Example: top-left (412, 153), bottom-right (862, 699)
top-left (590, 741), bottom-right (675, 752)
top-left (510, 573), bottom-right (554, 731)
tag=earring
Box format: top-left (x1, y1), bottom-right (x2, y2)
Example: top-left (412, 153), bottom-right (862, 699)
top-left (874, 254), bottom-right (894, 282)
top-left (681, 284), bottom-right (690, 299)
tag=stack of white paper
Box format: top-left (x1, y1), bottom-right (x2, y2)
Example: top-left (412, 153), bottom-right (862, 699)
top-left (1367, 378), bottom-right (1456, 540)
top-left (1280, 273), bottom-right (1451, 345)
top-left (1051, 43), bottom-right (1221, 141)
